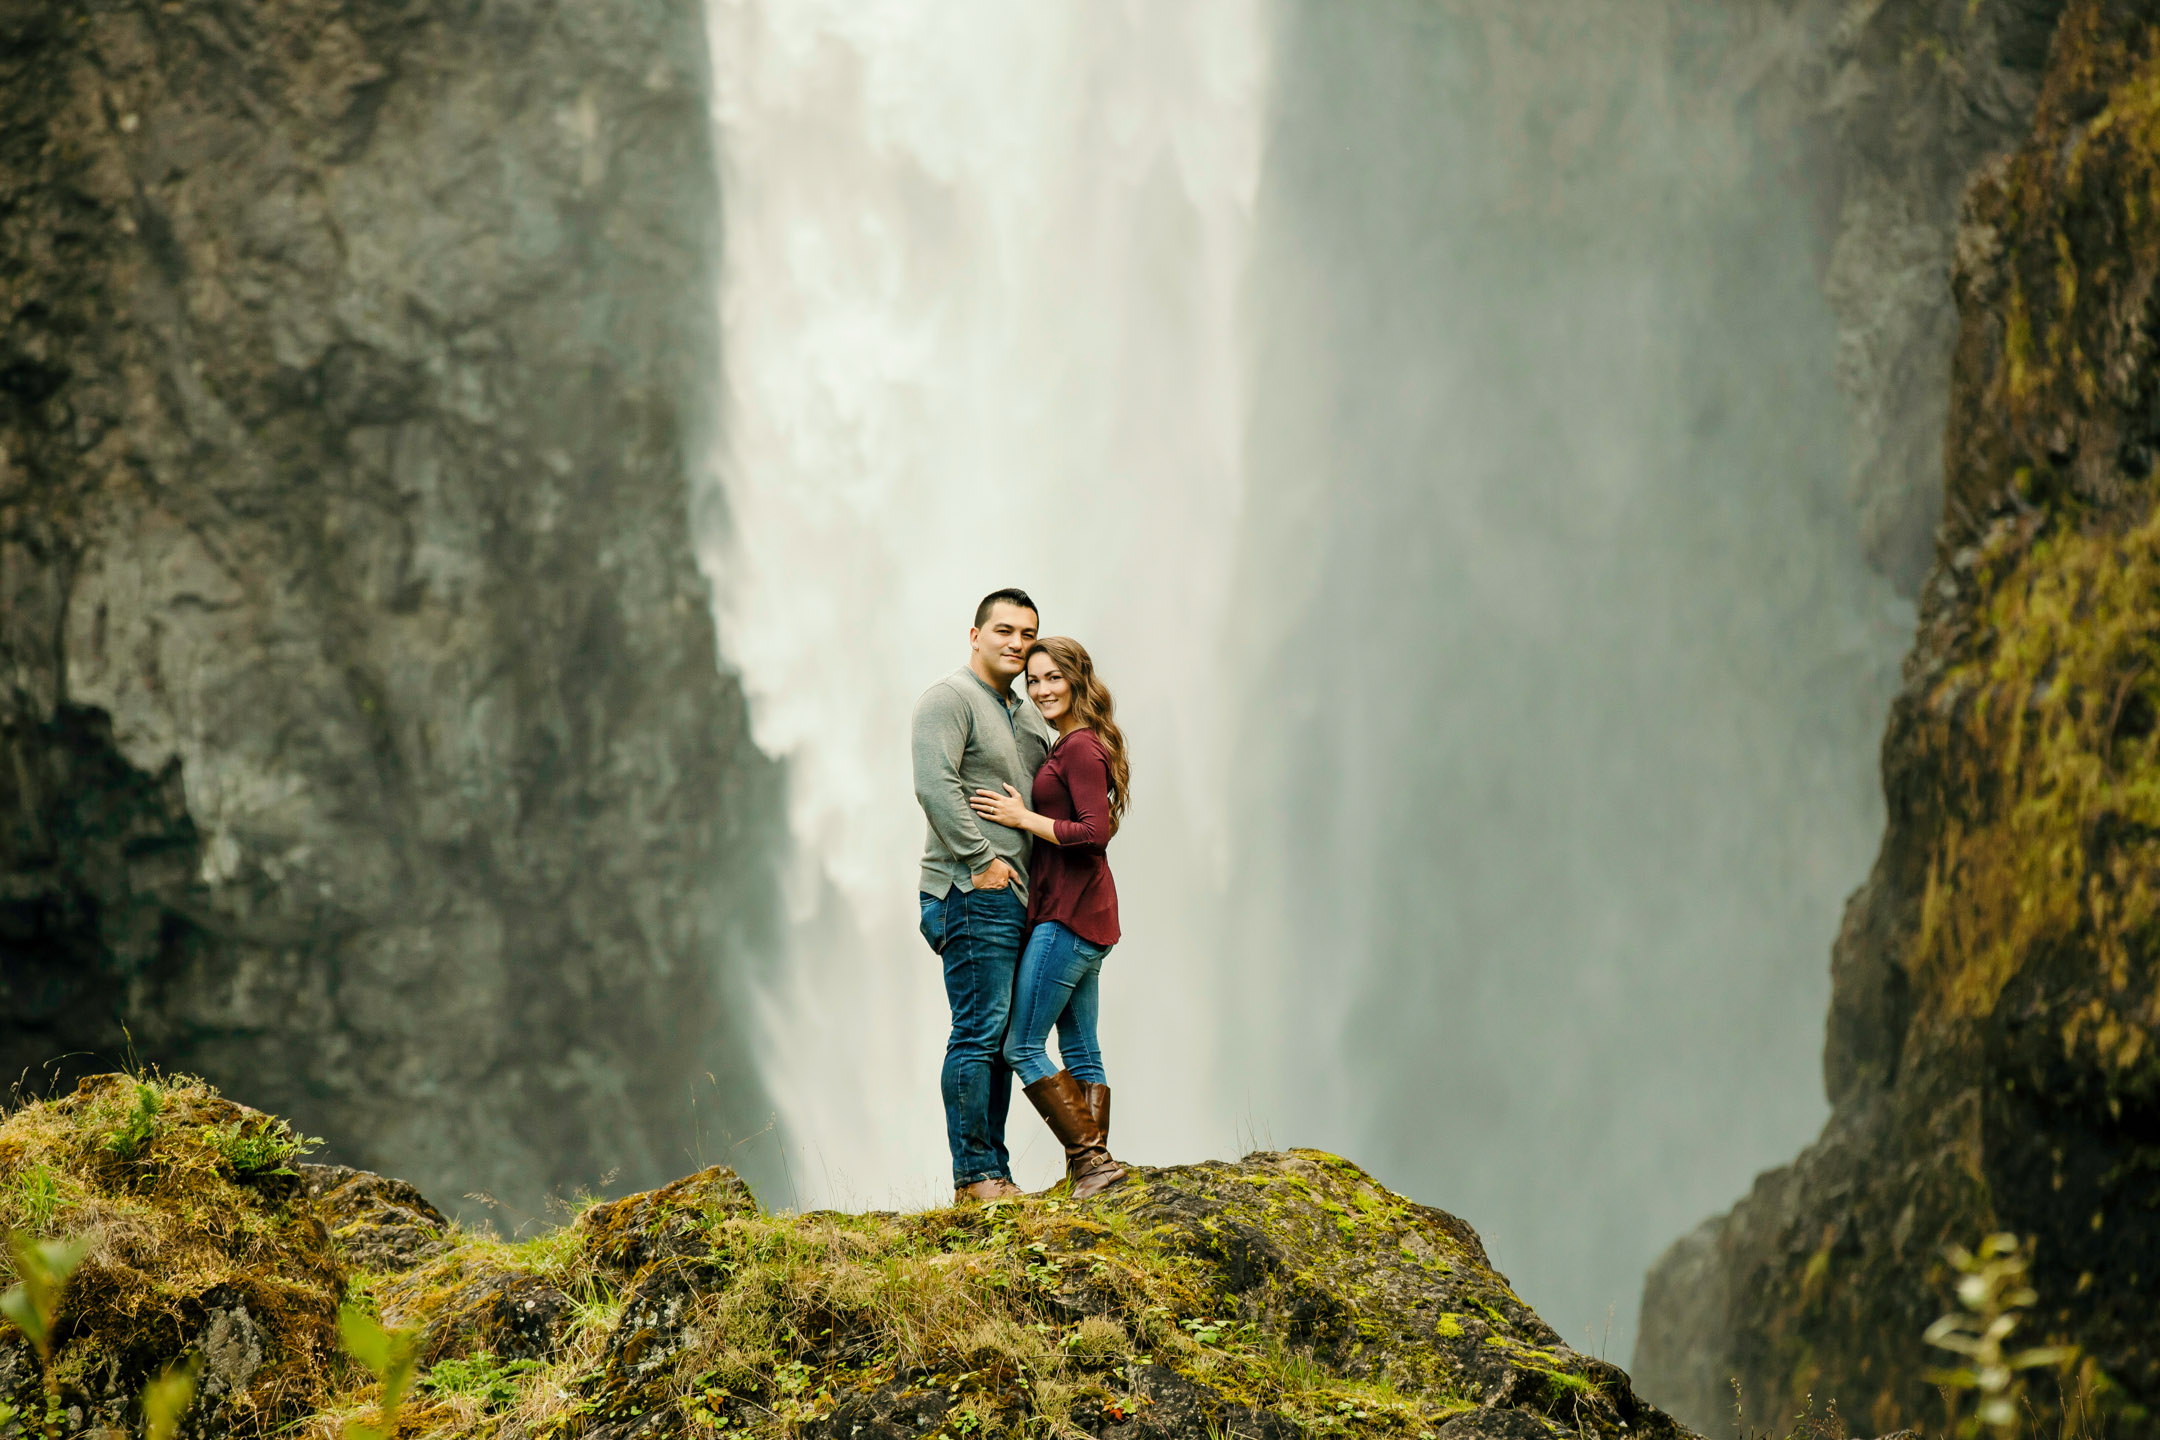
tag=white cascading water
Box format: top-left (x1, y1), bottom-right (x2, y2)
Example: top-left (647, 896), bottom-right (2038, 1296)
top-left (699, 0), bottom-right (1270, 1205)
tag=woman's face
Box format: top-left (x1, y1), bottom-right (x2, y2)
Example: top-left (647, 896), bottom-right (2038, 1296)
top-left (1026, 652), bottom-right (1073, 723)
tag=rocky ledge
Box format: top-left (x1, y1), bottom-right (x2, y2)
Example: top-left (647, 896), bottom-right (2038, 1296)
top-left (0, 1074), bottom-right (1686, 1440)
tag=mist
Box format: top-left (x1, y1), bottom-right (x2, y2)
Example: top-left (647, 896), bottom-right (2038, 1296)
top-left (699, 0), bottom-right (1908, 1360)
top-left (1224, 1), bottom-right (1908, 1355)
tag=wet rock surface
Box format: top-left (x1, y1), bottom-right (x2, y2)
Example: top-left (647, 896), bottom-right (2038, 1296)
top-left (1638, 5), bottom-right (2160, 1435)
top-left (0, 0), bottom-right (783, 1215)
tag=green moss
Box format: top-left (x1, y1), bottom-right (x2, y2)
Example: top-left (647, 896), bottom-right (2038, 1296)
top-left (2003, 279), bottom-right (2037, 408)
top-left (1801, 1244), bottom-right (1833, 1305)
top-left (1722, 11), bottom-right (2160, 1433)
top-left (1916, 507), bottom-right (2160, 1091)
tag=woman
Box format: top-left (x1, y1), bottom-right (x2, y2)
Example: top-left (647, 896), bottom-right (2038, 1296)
top-left (969, 636), bottom-right (1130, 1198)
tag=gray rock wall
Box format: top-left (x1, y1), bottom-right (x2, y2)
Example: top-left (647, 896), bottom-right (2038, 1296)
top-left (1693, 0), bottom-right (2063, 594)
top-left (1795, 0), bottom-right (2065, 592)
top-left (0, 0), bottom-right (782, 1216)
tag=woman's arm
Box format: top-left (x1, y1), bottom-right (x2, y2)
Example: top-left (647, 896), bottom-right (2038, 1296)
top-left (1050, 738), bottom-right (1112, 854)
top-left (969, 783), bottom-right (1061, 844)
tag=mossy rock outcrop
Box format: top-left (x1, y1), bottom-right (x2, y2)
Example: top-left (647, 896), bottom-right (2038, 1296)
top-left (0, 1074), bottom-right (344, 1437)
top-left (1637, 3), bottom-right (2160, 1435)
top-left (1, 1074), bottom-right (1690, 1440)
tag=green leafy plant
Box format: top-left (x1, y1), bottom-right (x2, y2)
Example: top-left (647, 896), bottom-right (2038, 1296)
top-left (421, 1351), bottom-right (543, 1410)
top-left (101, 1083), bottom-right (165, 1161)
top-left (772, 1357), bottom-right (819, 1423)
top-left (1, 1231), bottom-right (91, 1440)
top-left (1925, 1233), bottom-right (2075, 1438)
top-left (1022, 1239), bottom-right (1063, 1286)
top-left (337, 1302), bottom-right (421, 1440)
top-left (141, 1354), bottom-right (201, 1440)
top-left (202, 1116), bottom-right (322, 1176)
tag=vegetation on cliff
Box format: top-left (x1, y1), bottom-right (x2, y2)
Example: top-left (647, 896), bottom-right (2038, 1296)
top-left (1637, 3), bottom-right (2160, 1434)
top-left (0, 1074), bottom-right (1680, 1440)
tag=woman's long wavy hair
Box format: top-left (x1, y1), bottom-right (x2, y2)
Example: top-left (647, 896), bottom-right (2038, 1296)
top-left (1025, 636), bottom-right (1130, 833)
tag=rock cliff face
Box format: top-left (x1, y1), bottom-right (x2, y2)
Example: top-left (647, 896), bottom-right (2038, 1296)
top-left (0, 0), bottom-right (781, 1216)
top-left (1784, 0), bottom-right (2068, 591)
top-left (1627, 0), bottom-right (2063, 594)
top-left (1637, 3), bottom-right (2160, 1433)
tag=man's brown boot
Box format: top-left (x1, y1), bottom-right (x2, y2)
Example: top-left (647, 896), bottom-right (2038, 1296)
top-left (954, 1177), bottom-right (1025, 1203)
top-left (1023, 1070), bottom-right (1126, 1199)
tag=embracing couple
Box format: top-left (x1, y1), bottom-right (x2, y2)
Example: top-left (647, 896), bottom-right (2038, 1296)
top-left (912, 588), bottom-right (1131, 1204)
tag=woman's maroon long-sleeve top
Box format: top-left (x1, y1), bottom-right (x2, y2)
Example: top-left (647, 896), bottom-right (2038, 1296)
top-left (1028, 727), bottom-right (1120, 946)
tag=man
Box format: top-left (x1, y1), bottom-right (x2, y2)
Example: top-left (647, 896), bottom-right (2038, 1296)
top-left (912, 588), bottom-right (1056, 1201)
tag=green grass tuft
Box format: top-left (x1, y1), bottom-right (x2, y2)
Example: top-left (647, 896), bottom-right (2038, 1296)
top-left (3, 1166), bottom-right (62, 1234)
top-left (421, 1352), bottom-right (543, 1410)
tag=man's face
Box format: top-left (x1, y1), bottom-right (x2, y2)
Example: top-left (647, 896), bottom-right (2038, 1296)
top-left (970, 603), bottom-right (1038, 686)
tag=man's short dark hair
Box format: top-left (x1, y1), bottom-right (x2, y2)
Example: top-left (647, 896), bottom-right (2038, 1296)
top-left (974, 588), bottom-right (1039, 628)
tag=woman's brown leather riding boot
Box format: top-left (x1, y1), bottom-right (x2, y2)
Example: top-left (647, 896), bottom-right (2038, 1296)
top-left (1052, 1083), bottom-right (1115, 1182)
top-left (1023, 1070), bottom-right (1127, 1199)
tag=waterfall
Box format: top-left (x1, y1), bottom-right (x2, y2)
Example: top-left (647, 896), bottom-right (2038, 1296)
top-left (697, 0), bottom-right (1907, 1360)
top-left (699, 0), bottom-right (1270, 1204)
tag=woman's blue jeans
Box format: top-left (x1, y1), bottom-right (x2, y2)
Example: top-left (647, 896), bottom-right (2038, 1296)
top-left (920, 886), bottom-right (1028, 1186)
top-left (1002, 920), bottom-right (1112, 1088)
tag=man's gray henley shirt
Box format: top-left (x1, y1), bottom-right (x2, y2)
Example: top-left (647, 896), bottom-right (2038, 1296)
top-left (912, 666), bottom-right (1055, 902)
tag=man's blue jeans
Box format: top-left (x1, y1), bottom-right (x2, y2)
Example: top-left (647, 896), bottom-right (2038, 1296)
top-left (1002, 919), bottom-right (1112, 1088)
top-left (920, 886), bottom-right (1028, 1186)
